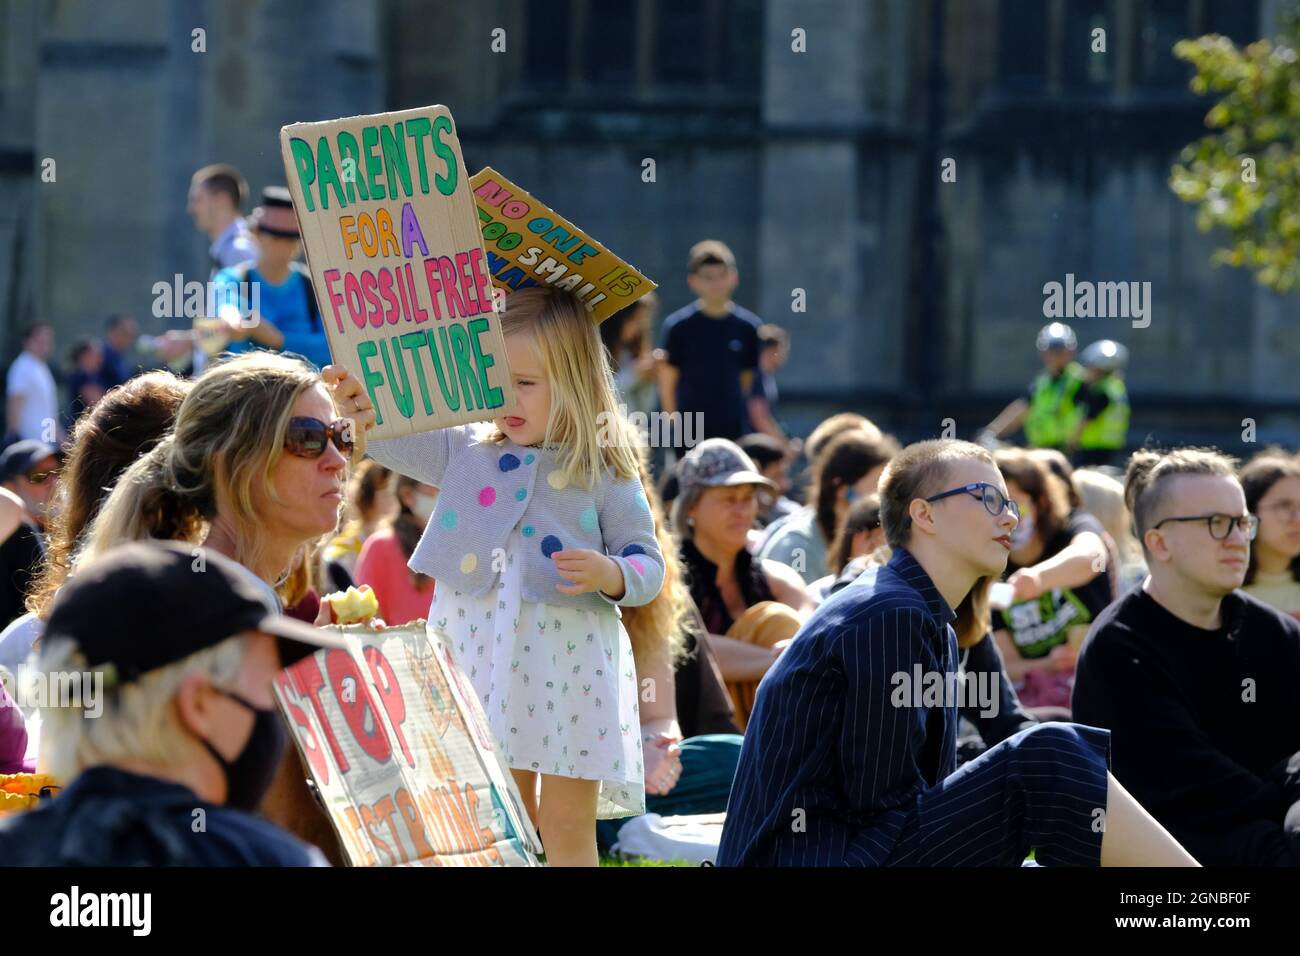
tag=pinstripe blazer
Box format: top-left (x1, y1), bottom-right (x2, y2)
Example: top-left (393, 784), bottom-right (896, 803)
top-left (717, 548), bottom-right (958, 866)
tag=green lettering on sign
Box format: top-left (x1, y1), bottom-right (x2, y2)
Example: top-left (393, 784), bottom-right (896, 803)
top-left (356, 340), bottom-right (385, 426)
top-left (468, 317), bottom-right (504, 409)
top-left (432, 325), bottom-right (461, 412)
top-left (400, 331), bottom-right (435, 415)
top-left (431, 115), bottom-right (458, 196)
top-left (380, 336), bottom-right (415, 420)
top-left (449, 321), bottom-right (484, 409)
top-left (289, 139), bottom-right (316, 212)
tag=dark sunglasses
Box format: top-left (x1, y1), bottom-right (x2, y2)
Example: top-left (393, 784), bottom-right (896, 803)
top-left (24, 469), bottom-right (59, 485)
top-left (284, 417), bottom-right (354, 460)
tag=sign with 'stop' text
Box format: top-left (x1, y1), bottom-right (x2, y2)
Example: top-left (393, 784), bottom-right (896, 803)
top-left (280, 106), bottom-right (513, 440)
top-left (470, 167), bottom-right (656, 324)
top-left (274, 622), bottom-right (542, 867)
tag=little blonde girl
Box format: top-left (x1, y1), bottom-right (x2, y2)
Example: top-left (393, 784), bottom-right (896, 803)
top-left (348, 287), bottom-right (662, 866)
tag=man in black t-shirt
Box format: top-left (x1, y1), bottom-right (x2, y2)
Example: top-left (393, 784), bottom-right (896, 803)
top-left (657, 240), bottom-right (761, 446)
top-left (1073, 448), bottom-right (1300, 866)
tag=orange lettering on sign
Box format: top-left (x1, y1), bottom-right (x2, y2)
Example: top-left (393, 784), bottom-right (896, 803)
top-left (372, 794), bottom-right (410, 864)
top-left (395, 786), bottom-right (435, 860)
top-left (361, 803), bottom-right (398, 866)
top-left (340, 806), bottom-right (376, 866)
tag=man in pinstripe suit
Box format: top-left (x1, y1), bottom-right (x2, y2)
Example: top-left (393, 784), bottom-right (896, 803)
top-left (716, 439), bottom-right (1196, 866)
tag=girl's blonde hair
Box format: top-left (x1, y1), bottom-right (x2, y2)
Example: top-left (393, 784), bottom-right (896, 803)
top-left (621, 453), bottom-right (690, 669)
top-left (488, 287), bottom-right (640, 489)
top-left (79, 352), bottom-right (328, 584)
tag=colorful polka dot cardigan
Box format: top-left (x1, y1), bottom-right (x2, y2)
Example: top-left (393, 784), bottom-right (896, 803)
top-left (368, 424), bottom-right (664, 611)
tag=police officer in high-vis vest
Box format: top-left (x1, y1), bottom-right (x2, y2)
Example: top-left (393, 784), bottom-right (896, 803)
top-left (981, 323), bottom-right (1084, 452)
top-left (1067, 339), bottom-right (1130, 467)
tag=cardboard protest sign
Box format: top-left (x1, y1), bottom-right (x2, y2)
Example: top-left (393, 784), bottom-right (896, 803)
top-left (274, 622), bottom-right (542, 867)
top-left (470, 166), bottom-right (656, 323)
top-left (280, 106), bottom-right (513, 440)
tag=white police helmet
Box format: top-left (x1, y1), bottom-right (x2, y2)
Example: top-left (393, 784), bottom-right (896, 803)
top-left (1036, 322), bottom-right (1077, 352)
top-left (1079, 339), bottom-right (1129, 372)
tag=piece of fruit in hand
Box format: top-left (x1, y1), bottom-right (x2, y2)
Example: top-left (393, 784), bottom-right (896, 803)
top-left (325, 584), bottom-right (380, 625)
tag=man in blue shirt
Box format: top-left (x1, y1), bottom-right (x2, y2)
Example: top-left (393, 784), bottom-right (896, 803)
top-left (717, 439), bottom-right (1197, 867)
top-left (212, 186), bottom-right (332, 371)
top-left (188, 163), bottom-right (258, 275)
top-left (0, 540), bottom-right (343, 865)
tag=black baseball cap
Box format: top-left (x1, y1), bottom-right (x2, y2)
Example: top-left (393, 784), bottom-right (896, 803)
top-left (44, 540), bottom-right (345, 685)
top-left (0, 440), bottom-right (60, 483)
top-left (250, 186), bottom-right (300, 238)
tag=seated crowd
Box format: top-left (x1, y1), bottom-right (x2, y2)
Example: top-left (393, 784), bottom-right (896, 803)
top-left (1, 347), bottom-right (1299, 867)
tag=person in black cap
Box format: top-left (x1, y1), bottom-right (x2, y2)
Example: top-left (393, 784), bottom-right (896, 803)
top-left (0, 438), bottom-right (61, 531)
top-left (0, 539), bottom-right (344, 865)
top-left (0, 440), bottom-right (58, 628)
top-left (210, 185), bottom-right (331, 371)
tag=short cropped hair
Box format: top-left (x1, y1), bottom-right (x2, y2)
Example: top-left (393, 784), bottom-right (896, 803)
top-left (20, 322), bottom-right (51, 344)
top-left (879, 439), bottom-right (995, 549)
top-left (758, 324), bottom-right (789, 350)
top-left (688, 239), bottom-right (736, 273)
top-left (1124, 447), bottom-right (1239, 553)
top-left (191, 163), bottom-right (249, 210)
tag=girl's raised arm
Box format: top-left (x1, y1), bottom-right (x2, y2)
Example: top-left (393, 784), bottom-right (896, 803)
top-left (324, 362), bottom-right (470, 486)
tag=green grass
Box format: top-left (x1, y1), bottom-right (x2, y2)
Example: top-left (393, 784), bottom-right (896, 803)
top-left (599, 856), bottom-right (695, 866)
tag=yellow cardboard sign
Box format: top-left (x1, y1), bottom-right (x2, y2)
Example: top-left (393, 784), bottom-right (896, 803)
top-left (280, 106), bottom-right (513, 440)
top-left (470, 166), bottom-right (656, 323)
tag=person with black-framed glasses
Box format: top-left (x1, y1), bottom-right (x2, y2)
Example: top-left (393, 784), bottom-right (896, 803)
top-left (718, 438), bottom-right (1197, 867)
top-left (1074, 448), bottom-right (1300, 866)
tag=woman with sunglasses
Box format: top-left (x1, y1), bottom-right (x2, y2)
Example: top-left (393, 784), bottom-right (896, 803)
top-left (990, 448), bottom-right (1113, 714)
top-left (82, 351), bottom-right (352, 596)
top-left (1238, 451), bottom-right (1300, 618)
top-left (718, 438), bottom-right (1196, 866)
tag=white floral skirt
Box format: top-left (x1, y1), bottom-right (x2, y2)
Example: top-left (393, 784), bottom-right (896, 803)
top-left (429, 531), bottom-right (644, 819)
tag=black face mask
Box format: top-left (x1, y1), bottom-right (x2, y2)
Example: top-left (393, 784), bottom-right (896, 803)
top-left (200, 689), bottom-right (287, 812)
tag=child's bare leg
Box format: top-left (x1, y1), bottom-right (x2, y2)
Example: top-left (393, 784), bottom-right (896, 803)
top-left (510, 769), bottom-right (540, 831)
top-left (538, 774), bottom-right (599, 867)
top-left (1100, 772), bottom-right (1199, 866)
